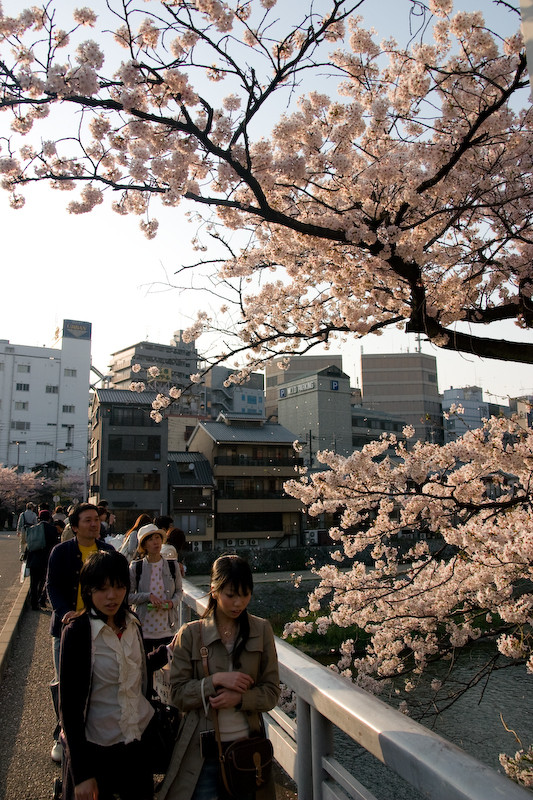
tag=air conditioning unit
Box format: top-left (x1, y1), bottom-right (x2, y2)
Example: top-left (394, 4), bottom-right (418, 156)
top-left (226, 539), bottom-right (236, 547)
top-left (192, 541), bottom-right (202, 552)
top-left (305, 530), bottom-right (318, 545)
top-left (238, 539), bottom-right (246, 547)
top-left (249, 538), bottom-right (258, 547)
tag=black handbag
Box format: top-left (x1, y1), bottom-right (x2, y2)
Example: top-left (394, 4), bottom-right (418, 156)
top-left (145, 698), bottom-right (182, 774)
top-left (199, 622), bottom-right (274, 797)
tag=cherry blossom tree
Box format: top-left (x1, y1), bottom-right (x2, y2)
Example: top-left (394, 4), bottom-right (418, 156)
top-left (0, 464), bottom-right (45, 512)
top-left (284, 410), bottom-right (533, 784)
top-left (0, 0), bottom-right (530, 377)
top-left (0, 0), bottom-right (532, 781)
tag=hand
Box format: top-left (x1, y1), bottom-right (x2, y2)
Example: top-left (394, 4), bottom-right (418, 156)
top-left (62, 611), bottom-right (77, 624)
top-left (213, 671), bottom-right (254, 693)
top-left (149, 593), bottom-right (162, 608)
top-left (74, 777), bottom-right (98, 800)
top-left (210, 689), bottom-right (243, 710)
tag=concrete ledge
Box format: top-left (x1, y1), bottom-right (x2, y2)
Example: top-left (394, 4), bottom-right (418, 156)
top-left (0, 577), bottom-right (29, 681)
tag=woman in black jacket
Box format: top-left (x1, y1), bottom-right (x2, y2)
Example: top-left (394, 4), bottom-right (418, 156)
top-left (59, 549), bottom-right (167, 800)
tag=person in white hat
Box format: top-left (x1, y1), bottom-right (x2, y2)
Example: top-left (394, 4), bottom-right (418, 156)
top-left (129, 526), bottom-right (182, 655)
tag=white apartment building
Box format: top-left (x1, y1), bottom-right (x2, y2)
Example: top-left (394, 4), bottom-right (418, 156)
top-left (0, 320), bottom-right (92, 474)
top-left (442, 386), bottom-right (490, 442)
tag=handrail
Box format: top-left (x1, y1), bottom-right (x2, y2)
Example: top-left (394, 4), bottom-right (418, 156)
top-left (177, 578), bottom-right (530, 800)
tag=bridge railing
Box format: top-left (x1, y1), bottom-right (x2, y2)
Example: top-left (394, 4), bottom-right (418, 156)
top-left (177, 579), bottom-right (530, 800)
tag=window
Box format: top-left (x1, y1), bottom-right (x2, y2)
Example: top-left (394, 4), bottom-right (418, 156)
top-left (46, 385), bottom-right (59, 394)
top-left (16, 383), bottom-right (29, 392)
top-left (11, 421), bottom-right (30, 431)
top-left (14, 401), bottom-right (28, 411)
top-left (110, 407), bottom-right (154, 426)
top-left (62, 405), bottom-right (75, 413)
top-left (64, 368), bottom-right (77, 377)
top-left (108, 434), bottom-right (161, 461)
top-left (107, 472), bottom-right (161, 491)
top-left (17, 364), bottom-right (30, 373)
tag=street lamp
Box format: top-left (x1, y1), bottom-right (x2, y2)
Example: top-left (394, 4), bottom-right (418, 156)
top-left (57, 448), bottom-right (88, 502)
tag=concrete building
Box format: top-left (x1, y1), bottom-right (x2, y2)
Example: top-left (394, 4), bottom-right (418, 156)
top-left (187, 414), bottom-right (303, 547)
top-left (109, 330), bottom-right (199, 396)
top-left (0, 320), bottom-right (92, 475)
top-left (277, 365), bottom-right (353, 464)
top-left (203, 365), bottom-right (265, 419)
top-left (509, 396), bottom-right (533, 430)
top-left (442, 386), bottom-right (490, 442)
top-left (350, 404), bottom-right (406, 448)
top-left (168, 451), bottom-right (215, 550)
top-left (89, 388), bottom-right (169, 531)
top-left (361, 352), bottom-right (443, 444)
top-left (265, 354), bottom-right (343, 421)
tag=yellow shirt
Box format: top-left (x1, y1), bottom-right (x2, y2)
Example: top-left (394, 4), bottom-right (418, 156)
top-left (76, 542), bottom-right (99, 611)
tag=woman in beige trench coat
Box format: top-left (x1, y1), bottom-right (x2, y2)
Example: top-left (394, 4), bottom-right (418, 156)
top-left (157, 555), bottom-right (280, 800)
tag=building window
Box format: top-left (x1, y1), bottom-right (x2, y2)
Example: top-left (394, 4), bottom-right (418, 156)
top-left (106, 472), bottom-right (161, 491)
top-left (11, 421), bottom-right (31, 431)
top-left (16, 383), bottom-right (29, 392)
top-left (108, 434), bottom-right (161, 461)
top-left (14, 401), bottom-right (29, 411)
top-left (64, 368), bottom-right (77, 377)
top-left (17, 364), bottom-right (30, 373)
top-left (62, 405), bottom-right (75, 413)
top-left (110, 407), bottom-right (154, 426)
top-left (173, 513), bottom-right (207, 536)
top-left (46, 385), bottom-right (59, 394)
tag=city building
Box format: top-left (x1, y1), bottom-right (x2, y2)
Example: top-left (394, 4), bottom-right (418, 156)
top-left (361, 351), bottom-right (443, 444)
top-left (277, 365), bottom-right (353, 463)
top-left (0, 320), bottom-right (92, 475)
top-left (203, 365), bottom-right (265, 419)
top-left (265, 354), bottom-right (343, 421)
top-left (187, 414), bottom-right (303, 547)
top-left (509, 395), bottom-right (533, 430)
top-left (168, 451), bottom-right (215, 550)
top-left (89, 388), bottom-right (169, 531)
top-left (442, 386), bottom-right (490, 442)
top-left (108, 330), bottom-right (199, 396)
top-left (350, 403), bottom-right (406, 449)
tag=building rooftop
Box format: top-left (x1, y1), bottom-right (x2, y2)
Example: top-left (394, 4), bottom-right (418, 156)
top-left (192, 419), bottom-right (297, 445)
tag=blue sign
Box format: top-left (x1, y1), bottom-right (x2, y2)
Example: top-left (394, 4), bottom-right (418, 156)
top-left (331, 380), bottom-right (339, 391)
top-left (279, 388), bottom-right (286, 398)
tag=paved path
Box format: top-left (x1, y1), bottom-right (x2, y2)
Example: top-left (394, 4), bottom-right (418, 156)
top-left (0, 537), bottom-right (298, 799)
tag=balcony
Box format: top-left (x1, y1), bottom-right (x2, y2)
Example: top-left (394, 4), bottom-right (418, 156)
top-left (214, 456), bottom-right (303, 467)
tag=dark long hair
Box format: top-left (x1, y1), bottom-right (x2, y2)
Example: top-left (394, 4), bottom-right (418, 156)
top-left (204, 554), bottom-right (254, 668)
top-left (80, 550), bottom-right (130, 629)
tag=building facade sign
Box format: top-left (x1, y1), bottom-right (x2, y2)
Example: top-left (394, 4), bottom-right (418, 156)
top-left (63, 319), bottom-right (92, 340)
top-left (279, 380), bottom-right (315, 399)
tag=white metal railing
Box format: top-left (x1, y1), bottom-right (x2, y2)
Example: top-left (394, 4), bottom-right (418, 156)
top-left (177, 579), bottom-right (531, 800)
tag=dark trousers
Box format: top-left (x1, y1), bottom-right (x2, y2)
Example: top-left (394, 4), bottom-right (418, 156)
top-left (29, 560), bottom-right (47, 608)
top-left (62, 738), bottom-right (153, 800)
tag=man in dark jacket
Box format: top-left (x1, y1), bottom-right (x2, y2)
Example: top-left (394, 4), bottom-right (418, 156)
top-left (27, 509), bottom-right (60, 610)
top-left (46, 503), bottom-right (114, 763)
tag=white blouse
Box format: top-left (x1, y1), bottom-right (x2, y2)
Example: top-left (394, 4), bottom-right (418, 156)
top-left (85, 614), bottom-right (153, 746)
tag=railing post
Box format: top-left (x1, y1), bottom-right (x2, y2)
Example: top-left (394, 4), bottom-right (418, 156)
top-left (311, 706), bottom-right (334, 800)
top-left (297, 695), bottom-right (313, 799)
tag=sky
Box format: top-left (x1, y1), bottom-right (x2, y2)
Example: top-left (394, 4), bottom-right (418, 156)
top-left (1, 0), bottom-right (532, 405)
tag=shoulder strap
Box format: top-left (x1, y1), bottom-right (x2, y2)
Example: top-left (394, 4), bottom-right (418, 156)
top-left (199, 621), bottom-right (230, 785)
top-left (135, 559), bottom-right (143, 589)
top-left (168, 559), bottom-right (176, 580)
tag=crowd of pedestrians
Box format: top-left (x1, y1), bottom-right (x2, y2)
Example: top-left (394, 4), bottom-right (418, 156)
top-left (13, 500), bottom-right (279, 800)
